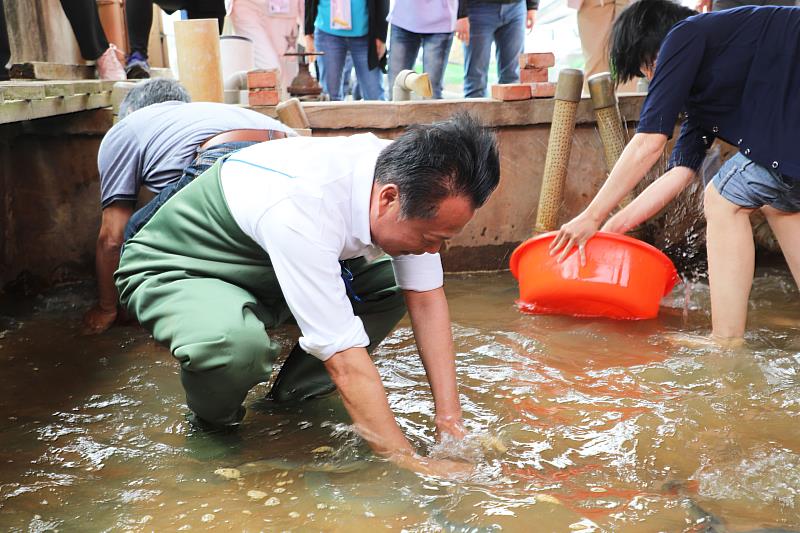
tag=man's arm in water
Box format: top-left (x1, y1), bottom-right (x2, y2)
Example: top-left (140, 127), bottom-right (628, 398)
top-left (602, 166), bottom-right (697, 234)
top-left (82, 203), bottom-right (134, 334)
top-left (324, 346), bottom-right (472, 477)
top-left (404, 287), bottom-right (466, 441)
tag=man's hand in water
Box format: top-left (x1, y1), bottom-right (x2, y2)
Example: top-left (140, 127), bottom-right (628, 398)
top-left (435, 414), bottom-right (467, 441)
top-left (81, 304), bottom-right (118, 335)
top-left (392, 452), bottom-right (474, 479)
top-left (549, 211), bottom-right (601, 266)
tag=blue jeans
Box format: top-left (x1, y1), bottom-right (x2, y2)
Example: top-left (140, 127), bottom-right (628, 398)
top-left (387, 25), bottom-right (454, 100)
top-left (463, 0), bottom-right (526, 98)
top-left (124, 142), bottom-right (256, 241)
top-left (314, 28), bottom-right (385, 101)
top-left (712, 152), bottom-right (800, 212)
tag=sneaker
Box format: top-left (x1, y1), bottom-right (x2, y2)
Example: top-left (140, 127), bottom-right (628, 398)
top-left (96, 44), bottom-right (126, 81)
top-left (125, 51), bottom-right (151, 80)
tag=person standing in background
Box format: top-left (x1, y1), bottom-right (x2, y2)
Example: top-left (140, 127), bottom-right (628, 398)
top-left (227, 0), bottom-right (305, 92)
top-left (386, 0), bottom-right (468, 100)
top-left (305, 0), bottom-right (389, 101)
top-left (59, 0), bottom-right (127, 80)
top-left (460, 0), bottom-right (537, 98)
top-left (124, 0), bottom-right (226, 79)
top-left (570, 0), bottom-right (638, 91)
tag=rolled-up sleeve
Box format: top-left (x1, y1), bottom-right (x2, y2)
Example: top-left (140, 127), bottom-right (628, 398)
top-left (668, 118), bottom-right (716, 172)
top-left (255, 202), bottom-right (370, 361)
top-left (391, 253), bottom-right (443, 292)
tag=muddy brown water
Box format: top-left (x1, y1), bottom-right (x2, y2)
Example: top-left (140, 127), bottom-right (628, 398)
top-left (1, 270), bottom-right (799, 532)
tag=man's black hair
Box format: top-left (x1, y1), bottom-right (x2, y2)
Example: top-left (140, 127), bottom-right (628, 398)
top-left (374, 112), bottom-right (500, 219)
top-left (610, 0), bottom-right (697, 85)
top-left (119, 78), bottom-right (191, 118)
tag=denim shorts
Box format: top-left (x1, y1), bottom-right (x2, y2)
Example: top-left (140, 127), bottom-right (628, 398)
top-left (712, 152), bottom-right (800, 212)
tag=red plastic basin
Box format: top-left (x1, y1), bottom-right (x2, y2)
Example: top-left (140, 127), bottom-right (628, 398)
top-left (509, 231), bottom-right (679, 320)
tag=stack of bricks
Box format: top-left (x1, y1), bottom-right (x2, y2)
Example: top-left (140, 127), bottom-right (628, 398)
top-left (247, 69), bottom-right (281, 106)
top-left (490, 52), bottom-right (557, 101)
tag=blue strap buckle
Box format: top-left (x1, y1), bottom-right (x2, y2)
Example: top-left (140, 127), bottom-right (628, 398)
top-left (340, 262), bottom-right (363, 303)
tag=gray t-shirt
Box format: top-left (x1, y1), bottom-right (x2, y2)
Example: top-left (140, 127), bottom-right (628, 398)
top-left (98, 101), bottom-right (294, 207)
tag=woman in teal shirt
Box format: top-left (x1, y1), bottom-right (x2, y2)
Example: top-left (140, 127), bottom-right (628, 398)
top-left (305, 0), bottom-right (389, 100)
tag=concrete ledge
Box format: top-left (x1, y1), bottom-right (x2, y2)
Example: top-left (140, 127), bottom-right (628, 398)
top-left (300, 94), bottom-right (646, 130)
top-left (0, 80), bottom-right (113, 125)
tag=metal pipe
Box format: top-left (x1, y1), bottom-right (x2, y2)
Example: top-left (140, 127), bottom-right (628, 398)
top-left (534, 68), bottom-right (584, 234)
top-left (392, 69), bottom-right (433, 101)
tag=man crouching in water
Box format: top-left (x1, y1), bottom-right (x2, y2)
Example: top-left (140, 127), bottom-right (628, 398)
top-left (115, 113), bottom-right (500, 477)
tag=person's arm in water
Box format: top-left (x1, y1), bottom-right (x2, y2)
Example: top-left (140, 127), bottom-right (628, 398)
top-left (404, 287), bottom-right (466, 441)
top-left (82, 203), bottom-right (133, 334)
top-left (549, 132), bottom-right (668, 264)
top-left (324, 346), bottom-right (472, 477)
top-left (602, 166), bottom-right (696, 234)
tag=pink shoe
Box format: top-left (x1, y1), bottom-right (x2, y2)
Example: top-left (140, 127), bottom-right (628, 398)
top-left (96, 44), bottom-right (126, 81)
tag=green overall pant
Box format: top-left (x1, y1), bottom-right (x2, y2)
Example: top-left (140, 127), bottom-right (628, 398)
top-left (115, 158), bottom-right (406, 427)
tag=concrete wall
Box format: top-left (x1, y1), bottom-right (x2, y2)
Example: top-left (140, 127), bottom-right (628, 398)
top-left (0, 96), bottom-right (647, 292)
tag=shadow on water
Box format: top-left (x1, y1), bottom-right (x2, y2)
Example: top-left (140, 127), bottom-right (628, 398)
top-left (0, 273), bottom-right (799, 531)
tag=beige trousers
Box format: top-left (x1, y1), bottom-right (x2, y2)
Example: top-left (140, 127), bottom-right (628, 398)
top-left (577, 0), bottom-right (638, 91)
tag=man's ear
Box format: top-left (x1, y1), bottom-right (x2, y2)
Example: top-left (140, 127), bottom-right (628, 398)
top-left (377, 183), bottom-right (400, 216)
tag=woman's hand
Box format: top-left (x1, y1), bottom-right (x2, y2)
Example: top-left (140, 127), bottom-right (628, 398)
top-left (526, 10), bottom-right (536, 31)
top-left (548, 212), bottom-right (601, 266)
top-left (305, 35), bottom-right (316, 63)
top-left (455, 17), bottom-right (470, 44)
top-left (376, 39), bottom-right (386, 60)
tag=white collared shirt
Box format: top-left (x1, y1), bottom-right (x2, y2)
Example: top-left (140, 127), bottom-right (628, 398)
top-left (219, 133), bottom-right (443, 361)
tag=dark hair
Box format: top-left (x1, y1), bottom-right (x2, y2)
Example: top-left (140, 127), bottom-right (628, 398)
top-left (610, 0), bottom-right (696, 85)
top-left (374, 112), bottom-right (500, 219)
top-left (119, 78), bottom-right (191, 118)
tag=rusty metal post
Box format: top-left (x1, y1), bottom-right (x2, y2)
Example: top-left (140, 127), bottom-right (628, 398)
top-left (534, 68), bottom-right (584, 234)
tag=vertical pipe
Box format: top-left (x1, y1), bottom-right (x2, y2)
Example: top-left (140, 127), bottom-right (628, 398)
top-left (534, 68), bottom-right (584, 234)
top-left (588, 72), bottom-right (634, 208)
top-left (174, 19), bottom-right (223, 103)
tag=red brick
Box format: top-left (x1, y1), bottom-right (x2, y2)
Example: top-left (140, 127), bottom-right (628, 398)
top-left (248, 89), bottom-right (280, 106)
top-left (247, 69), bottom-right (280, 89)
top-left (491, 83), bottom-right (532, 101)
top-left (519, 52), bottom-right (555, 70)
top-left (520, 67), bottom-right (549, 84)
top-left (530, 82), bottom-right (557, 98)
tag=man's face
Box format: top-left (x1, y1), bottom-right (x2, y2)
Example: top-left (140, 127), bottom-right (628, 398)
top-left (369, 184), bottom-right (475, 257)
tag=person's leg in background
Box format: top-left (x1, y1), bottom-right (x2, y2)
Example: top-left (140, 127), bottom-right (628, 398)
top-left (269, 256), bottom-right (407, 402)
top-left (59, 0), bottom-right (126, 80)
top-left (387, 25), bottom-right (423, 100)
top-left (124, 0), bottom-right (153, 78)
top-left (185, 0), bottom-right (226, 32)
top-left (493, 0), bottom-right (525, 85)
top-left (577, 0), bottom-right (637, 91)
top-left (347, 35), bottom-right (385, 100)
top-left (463, 3), bottom-right (499, 98)
top-left (420, 32), bottom-right (454, 99)
top-left (0, 0), bottom-right (10, 80)
top-left (314, 28), bottom-right (348, 101)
